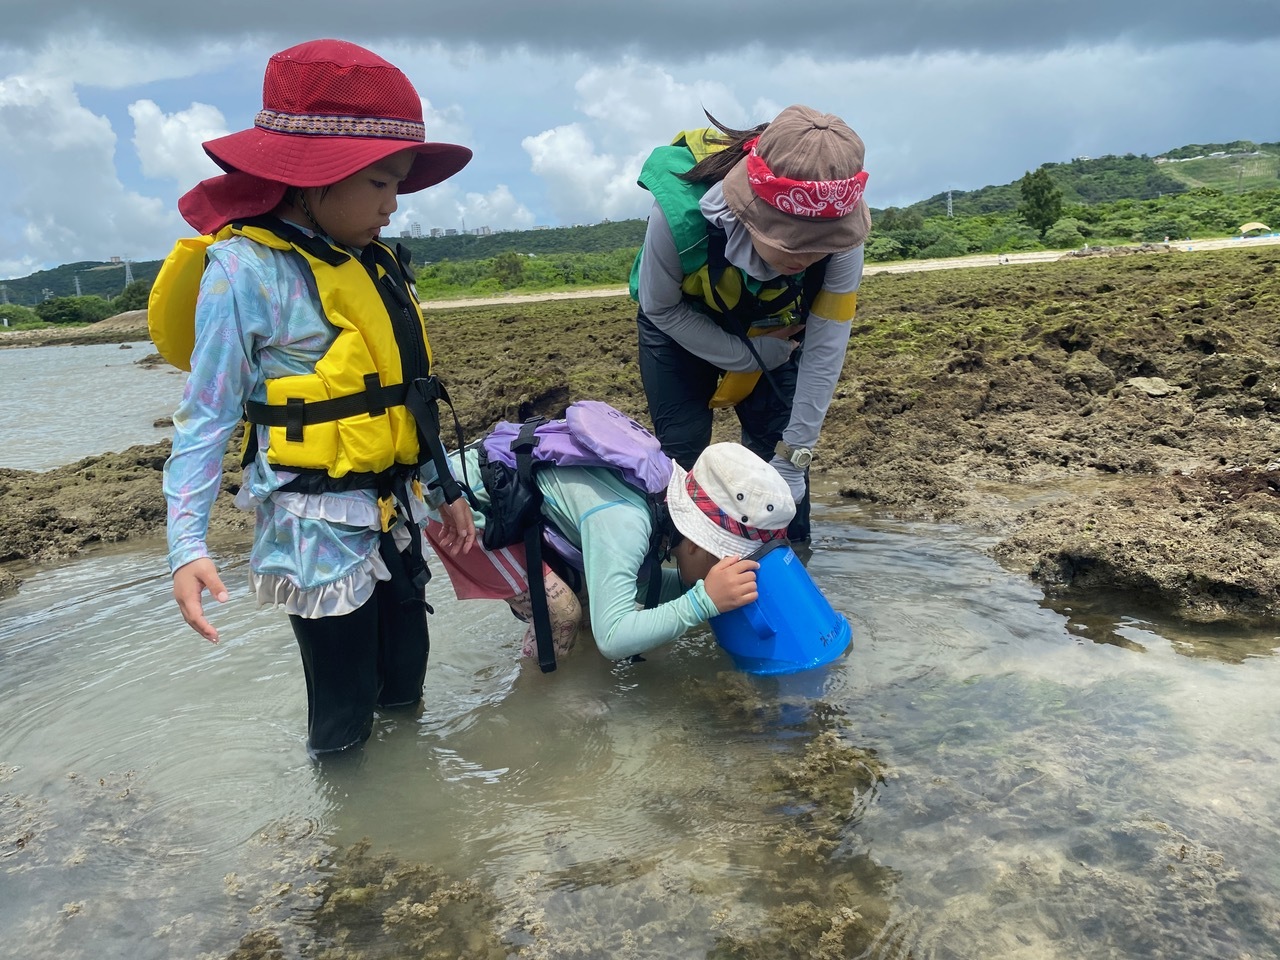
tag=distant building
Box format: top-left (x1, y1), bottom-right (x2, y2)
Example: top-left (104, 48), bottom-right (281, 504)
top-left (430, 228), bottom-right (442, 238)
top-left (410, 222), bottom-right (422, 238)
top-left (444, 228), bottom-right (457, 236)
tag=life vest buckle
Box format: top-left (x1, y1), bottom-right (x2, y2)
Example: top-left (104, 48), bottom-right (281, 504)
top-left (378, 494), bottom-right (397, 533)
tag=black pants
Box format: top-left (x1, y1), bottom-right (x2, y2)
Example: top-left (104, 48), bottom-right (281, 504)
top-left (288, 576), bottom-right (429, 756)
top-left (637, 308), bottom-right (811, 541)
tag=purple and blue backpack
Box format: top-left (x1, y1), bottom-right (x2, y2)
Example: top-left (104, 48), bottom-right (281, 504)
top-left (474, 402), bottom-right (673, 672)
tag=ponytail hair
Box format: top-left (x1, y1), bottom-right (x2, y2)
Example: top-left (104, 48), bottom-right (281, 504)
top-left (678, 109), bottom-right (769, 186)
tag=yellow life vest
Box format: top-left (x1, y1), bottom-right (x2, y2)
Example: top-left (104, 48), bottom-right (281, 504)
top-left (148, 219), bottom-right (436, 484)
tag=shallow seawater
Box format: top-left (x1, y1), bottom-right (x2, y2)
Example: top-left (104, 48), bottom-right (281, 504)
top-left (0, 342), bottom-right (184, 470)
top-left (2, 509), bottom-right (1280, 959)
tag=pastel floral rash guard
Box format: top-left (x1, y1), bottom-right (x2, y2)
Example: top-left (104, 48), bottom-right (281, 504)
top-left (162, 227), bottom-right (438, 619)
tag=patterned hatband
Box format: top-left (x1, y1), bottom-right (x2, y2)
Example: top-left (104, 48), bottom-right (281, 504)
top-left (254, 109), bottom-right (425, 142)
top-left (685, 473), bottom-right (788, 544)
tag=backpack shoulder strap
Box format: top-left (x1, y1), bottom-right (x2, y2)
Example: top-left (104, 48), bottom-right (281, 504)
top-left (511, 417), bottom-right (558, 674)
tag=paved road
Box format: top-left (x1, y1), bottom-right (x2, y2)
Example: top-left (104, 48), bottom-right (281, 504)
top-left (420, 234), bottom-right (1280, 309)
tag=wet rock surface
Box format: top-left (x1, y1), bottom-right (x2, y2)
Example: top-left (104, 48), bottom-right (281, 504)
top-left (2, 246), bottom-right (1278, 624)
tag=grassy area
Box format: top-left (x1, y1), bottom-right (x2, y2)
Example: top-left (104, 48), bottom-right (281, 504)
top-left (421, 244), bottom-right (1280, 437)
top-left (1161, 153), bottom-right (1280, 193)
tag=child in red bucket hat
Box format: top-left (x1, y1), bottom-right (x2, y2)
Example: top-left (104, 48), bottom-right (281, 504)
top-left (160, 39), bottom-right (477, 758)
top-left (630, 105), bottom-right (871, 544)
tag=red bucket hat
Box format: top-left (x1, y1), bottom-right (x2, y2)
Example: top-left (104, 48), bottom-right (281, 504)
top-left (721, 104), bottom-right (870, 256)
top-left (179, 39), bottom-right (471, 233)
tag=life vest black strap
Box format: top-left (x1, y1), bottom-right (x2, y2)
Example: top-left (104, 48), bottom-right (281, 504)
top-left (641, 495), bottom-right (670, 611)
top-left (402, 377), bottom-right (465, 506)
top-left (704, 227), bottom-right (831, 408)
top-left (244, 379), bottom-right (409, 431)
top-left (376, 478), bottom-right (434, 611)
top-left (232, 216), bottom-right (352, 267)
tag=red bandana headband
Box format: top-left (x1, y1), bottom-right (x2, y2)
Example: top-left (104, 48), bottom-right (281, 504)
top-left (685, 473), bottom-right (788, 544)
top-left (743, 136), bottom-right (868, 219)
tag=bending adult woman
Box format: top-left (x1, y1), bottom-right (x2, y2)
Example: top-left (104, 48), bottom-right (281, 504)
top-left (632, 105), bottom-right (870, 541)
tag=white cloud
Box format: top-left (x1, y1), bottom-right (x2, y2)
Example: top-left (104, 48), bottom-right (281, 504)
top-left (0, 69), bottom-right (179, 270)
top-left (420, 97), bottom-right (471, 149)
top-left (517, 62), bottom-right (748, 226)
top-left (573, 59), bottom-right (742, 144)
top-left (23, 29), bottom-right (236, 89)
top-left (523, 123), bottom-right (650, 226)
top-left (393, 183), bottom-right (536, 235)
top-left (129, 99), bottom-right (226, 183)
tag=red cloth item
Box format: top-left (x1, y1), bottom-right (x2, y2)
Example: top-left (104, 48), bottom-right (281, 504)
top-left (423, 519), bottom-right (535, 601)
top-left (685, 470), bottom-right (787, 546)
top-left (177, 172), bottom-right (289, 234)
top-left (742, 136), bottom-right (868, 220)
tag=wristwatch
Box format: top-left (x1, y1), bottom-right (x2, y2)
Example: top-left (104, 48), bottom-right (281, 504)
top-left (775, 441), bottom-right (813, 469)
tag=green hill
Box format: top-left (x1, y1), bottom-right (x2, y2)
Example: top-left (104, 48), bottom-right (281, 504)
top-left (0, 220), bottom-right (649, 307)
top-left (4, 138), bottom-right (1277, 301)
top-left (397, 218), bottom-right (646, 264)
top-left (905, 140), bottom-right (1280, 219)
top-left (1, 260), bottom-right (160, 308)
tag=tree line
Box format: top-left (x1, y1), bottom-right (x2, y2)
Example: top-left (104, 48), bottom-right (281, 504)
top-left (0, 279), bottom-right (151, 328)
top-left (5, 143), bottom-right (1278, 321)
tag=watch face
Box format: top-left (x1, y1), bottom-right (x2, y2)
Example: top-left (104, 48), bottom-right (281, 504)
top-left (776, 441), bottom-right (812, 469)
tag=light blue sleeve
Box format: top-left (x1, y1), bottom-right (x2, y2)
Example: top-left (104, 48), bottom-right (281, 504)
top-left (575, 493), bottom-right (716, 660)
top-left (162, 251), bottom-right (262, 573)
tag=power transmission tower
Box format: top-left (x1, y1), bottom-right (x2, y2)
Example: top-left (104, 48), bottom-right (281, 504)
top-left (0, 284), bottom-right (9, 304)
top-left (946, 190), bottom-right (953, 218)
top-left (74, 274), bottom-right (83, 296)
top-left (124, 260), bottom-right (134, 286)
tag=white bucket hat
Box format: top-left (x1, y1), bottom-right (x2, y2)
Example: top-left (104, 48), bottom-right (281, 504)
top-left (666, 443), bottom-right (795, 558)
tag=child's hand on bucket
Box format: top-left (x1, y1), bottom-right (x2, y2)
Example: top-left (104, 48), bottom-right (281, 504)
top-left (704, 556), bottom-right (760, 614)
top-left (172, 558), bottom-right (229, 644)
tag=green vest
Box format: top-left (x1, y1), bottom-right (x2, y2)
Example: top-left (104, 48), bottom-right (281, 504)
top-left (628, 132), bottom-right (810, 326)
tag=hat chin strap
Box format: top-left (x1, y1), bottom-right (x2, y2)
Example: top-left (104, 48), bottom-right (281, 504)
top-left (297, 190), bottom-right (327, 238)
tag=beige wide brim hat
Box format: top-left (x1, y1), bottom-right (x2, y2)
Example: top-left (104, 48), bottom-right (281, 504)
top-left (722, 104), bottom-right (871, 256)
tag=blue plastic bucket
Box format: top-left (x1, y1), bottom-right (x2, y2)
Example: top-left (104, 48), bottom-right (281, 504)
top-left (709, 541), bottom-right (852, 675)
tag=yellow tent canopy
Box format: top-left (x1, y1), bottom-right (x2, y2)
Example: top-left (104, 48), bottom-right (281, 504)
top-left (1239, 221), bottom-right (1270, 234)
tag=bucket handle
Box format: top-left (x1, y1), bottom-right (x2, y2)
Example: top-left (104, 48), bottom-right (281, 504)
top-left (743, 602), bottom-right (775, 639)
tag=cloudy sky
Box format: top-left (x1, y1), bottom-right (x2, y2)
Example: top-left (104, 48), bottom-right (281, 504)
top-left (1, 1), bottom-right (1277, 278)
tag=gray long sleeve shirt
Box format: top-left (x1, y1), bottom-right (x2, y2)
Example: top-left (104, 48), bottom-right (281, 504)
top-left (635, 184), bottom-right (865, 451)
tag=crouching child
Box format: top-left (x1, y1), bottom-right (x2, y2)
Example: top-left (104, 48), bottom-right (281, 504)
top-left (422, 404), bottom-right (794, 667)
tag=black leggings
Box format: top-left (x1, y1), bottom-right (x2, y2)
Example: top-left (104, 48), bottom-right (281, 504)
top-left (288, 576), bottom-right (429, 756)
top-left (637, 307), bottom-right (811, 541)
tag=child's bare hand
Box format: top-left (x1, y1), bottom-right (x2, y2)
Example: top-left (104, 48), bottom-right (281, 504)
top-left (703, 556), bottom-right (760, 614)
top-left (437, 497), bottom-right (476, 555)
top-left (172, 557), bottom-right (228, 643)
